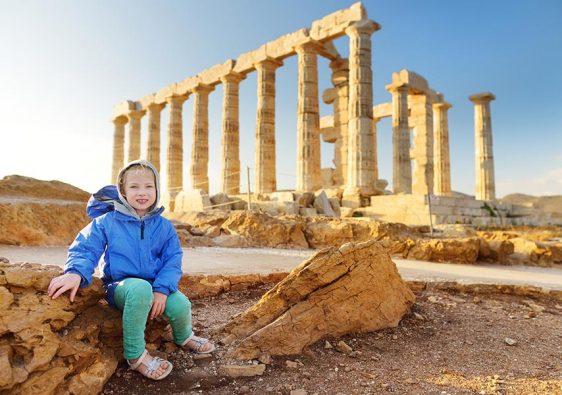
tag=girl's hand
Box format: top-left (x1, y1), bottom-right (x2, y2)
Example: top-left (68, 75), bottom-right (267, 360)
top-left (47, 273), bottom-right (82, 302)
top-left (150, 292), bottom-right (168, 319)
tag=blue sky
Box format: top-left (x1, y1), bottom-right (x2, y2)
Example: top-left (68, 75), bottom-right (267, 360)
top-left (0, 0), bottom-right (561, 197)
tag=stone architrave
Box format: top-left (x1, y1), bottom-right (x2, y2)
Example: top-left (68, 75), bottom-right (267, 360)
top-left (126, 109), bottom-right (144, 162)
top-left (111, 116), bottom-right (127, 183)
top-left (166, 94), bottom-right (188, 210)
top-left (296, 41), bottom-right (322, 192)
top-left (343, 19), bottom-right (380, 199)
top-left (220, 73), bottom-right (244, 195)
top-left (470, 92), bottom-right (496, 201)
top-left (409, 93), bottom-right (434, 195)
top-left (328, 58), bottom-right (349, 187)
top-left (190, 84), bottom-right (215, 194)
top-left (254, 58), bottom-right (282, 194)
top-left (433, 101), bottom-right (452, 196)
top-left (388, 84), bottom-right (412, 194)
top-left (146, 102), bottom-right (165, 172)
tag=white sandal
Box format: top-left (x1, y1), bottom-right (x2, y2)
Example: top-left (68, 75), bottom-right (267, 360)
top-left (181, 334), bottom-right (216, 354)
top-left (127, 349), bottom-right (173, 380)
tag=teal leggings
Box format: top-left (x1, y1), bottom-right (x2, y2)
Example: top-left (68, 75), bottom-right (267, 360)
top-left (113, 278), bottom-right (193, 360)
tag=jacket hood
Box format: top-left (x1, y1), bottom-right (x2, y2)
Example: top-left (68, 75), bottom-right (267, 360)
top-left (87, 160), bottom-right (163, 220)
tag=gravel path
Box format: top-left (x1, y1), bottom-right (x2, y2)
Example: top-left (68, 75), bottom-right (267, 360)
top-left (1, 245), bottom-right (561, 290)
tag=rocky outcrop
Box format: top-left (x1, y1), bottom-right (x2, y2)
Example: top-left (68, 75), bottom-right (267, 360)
top-left (0, 203), bottom-right (89, 246)
top-left (0, 257), bottom-right (291, 395)
top-left (509, 237), bottom-right (562, 267)
top-left (221, 212), bottom-right (308, 249)
top-left (0, 261), bottom-right (114, 394)
top-left (0, 261), bottom-right (172, 395)
top-left (401, 237), bottom-right (481, 264)
top-left (0, 175), bottom-right (89, 201)
top-left (219, 240), bottom-right (415, 360)
top-left (478, 239), bottom-right (515, 263)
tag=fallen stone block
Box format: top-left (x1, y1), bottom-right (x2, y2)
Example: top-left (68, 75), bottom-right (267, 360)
top-left (314, 190), bottom-right (336, 217)
top-left (219, 240), bottom-right (415, 359)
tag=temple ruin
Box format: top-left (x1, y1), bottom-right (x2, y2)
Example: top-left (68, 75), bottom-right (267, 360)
top-left (110, 2), bottom-right (533, 226)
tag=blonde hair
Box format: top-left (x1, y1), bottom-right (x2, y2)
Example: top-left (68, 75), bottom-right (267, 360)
top-left (118, 164), bottom-right (155, 195)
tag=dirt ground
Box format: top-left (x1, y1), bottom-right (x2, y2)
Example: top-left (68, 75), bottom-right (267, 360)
top-left (101, 286), bottom-right (562, 395)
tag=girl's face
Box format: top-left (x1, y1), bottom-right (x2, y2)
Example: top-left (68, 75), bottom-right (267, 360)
top-left (123, 169), bottom-right (156, 217)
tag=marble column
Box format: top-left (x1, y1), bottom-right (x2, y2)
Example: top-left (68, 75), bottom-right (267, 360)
top-left (220, 73), bottom-right (244, 195)
top-left (329, 58), bottom-right (349, 187)
top-left (389, 84), bottom-right (412, 194)
top-left (433, 101), bottom-right (452, 196)
top-left (126, 109), bottom-right (144, 162)
top-left (146, 102), bottom-right (165, 173)
top-left (254, 58), bottom-right (282, 194)
top-left (111, 116), bottom-right (127, 183)
top-left (409, 94), bottom-right (434, 195)
top-left (344, 19), bottom-right (380, 199)
top-left (190, 84), bottom-right (214, 194)
top-left (166, 94), bottom-right (188, 210)
top-left (470, 92), bottom-right (496, 201)
top-left (296, 41), bottom-right (322, 192)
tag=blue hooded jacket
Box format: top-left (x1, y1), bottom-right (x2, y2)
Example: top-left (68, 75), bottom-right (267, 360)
top-left (64, 160), bottom-right (183, 305)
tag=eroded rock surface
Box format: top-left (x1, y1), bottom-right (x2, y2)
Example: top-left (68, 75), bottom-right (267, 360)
top-left (219, 240), bottom-right (415, 359)
top-left (0, 261), bottom-right (114, 394)
top-left (0, 261), bottom-right (170, 395)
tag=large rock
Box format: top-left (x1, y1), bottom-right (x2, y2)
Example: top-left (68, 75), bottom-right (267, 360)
top-left (313, 191), bottom-right (336, 217)
top-left (0, 203), bottom-right (89, 246)
top-left (221, 211), bottom-right (308, 248)
top-left (478, 239), bottom-right (515, 263)
top-left (402, 237), bottom-right (481, 264)
top-left (510, 237), bottom-right (560, 267)
top-left (209, 193), bottom-right (234, 210)
top-left (304, 218), bottom-right (354, 248)
top-left (0, 262), bottom-right (115, 394)
top-left (0, 262), bottom-right (171, 395)
top-left (219, 240), bottom-right (415, 359)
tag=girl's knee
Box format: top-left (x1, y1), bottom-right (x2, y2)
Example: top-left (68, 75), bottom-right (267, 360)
top-left (165, 292), bottom-right (191, 317)
top-left (124, 279), bottom-right (153, 306)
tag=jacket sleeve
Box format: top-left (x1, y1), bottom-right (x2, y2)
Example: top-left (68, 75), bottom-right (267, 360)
top-left (64, 216), bottom-right (107, 288)
top-left (152, 221), bottom-right (183, 295)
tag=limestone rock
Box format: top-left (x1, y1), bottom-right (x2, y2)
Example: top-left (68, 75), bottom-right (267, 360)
top-left (510, 237), bottom-right (561, 267)
top-left (478, 239), bottom-right (514, 263)
top-left (209, 193), bottom-right (234, 210)
top-left (328, 197), bottom-right (341, 218)
top-left (0, 261), bottom-right (170, 394)
top-left (313, 191), bottom-right (336, 217)
top-left (339, 207), bottom-right (355, 218)
top-left (221, 211), bottom-right (308, 248)
top-left (403, 237), bottom-right (480, 264)
top-left (294, 192), bottom-right (315, 207)
top-left (0, 202), bottom-right (89, 246)
top-left (299, 207), bottom-right (318, 217)
top-left (304, 218), bottom-right (354, 249)
top-left (0, 262), bottom-right (113, 394)
top-left (219, 240), bottom-right (415, 359)
top-left (170, 210), bottom-right (230, 235)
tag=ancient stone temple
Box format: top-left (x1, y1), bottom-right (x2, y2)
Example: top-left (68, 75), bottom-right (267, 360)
top-left (109, 2), bottom-right (517, 225)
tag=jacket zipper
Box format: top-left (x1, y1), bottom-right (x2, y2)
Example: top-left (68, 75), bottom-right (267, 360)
top-left (140, 221), bottom-right (145, 240)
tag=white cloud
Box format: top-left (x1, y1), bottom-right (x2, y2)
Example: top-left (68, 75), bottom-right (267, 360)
top-left (497, 167), bottom-right (562, 197)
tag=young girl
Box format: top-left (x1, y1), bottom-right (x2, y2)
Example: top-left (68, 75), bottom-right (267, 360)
top-left (48, 159), bottom-right (214, 380)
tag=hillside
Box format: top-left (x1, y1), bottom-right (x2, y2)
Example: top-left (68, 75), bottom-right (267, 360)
top-left (0, 175), bottom-right (90, 201)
